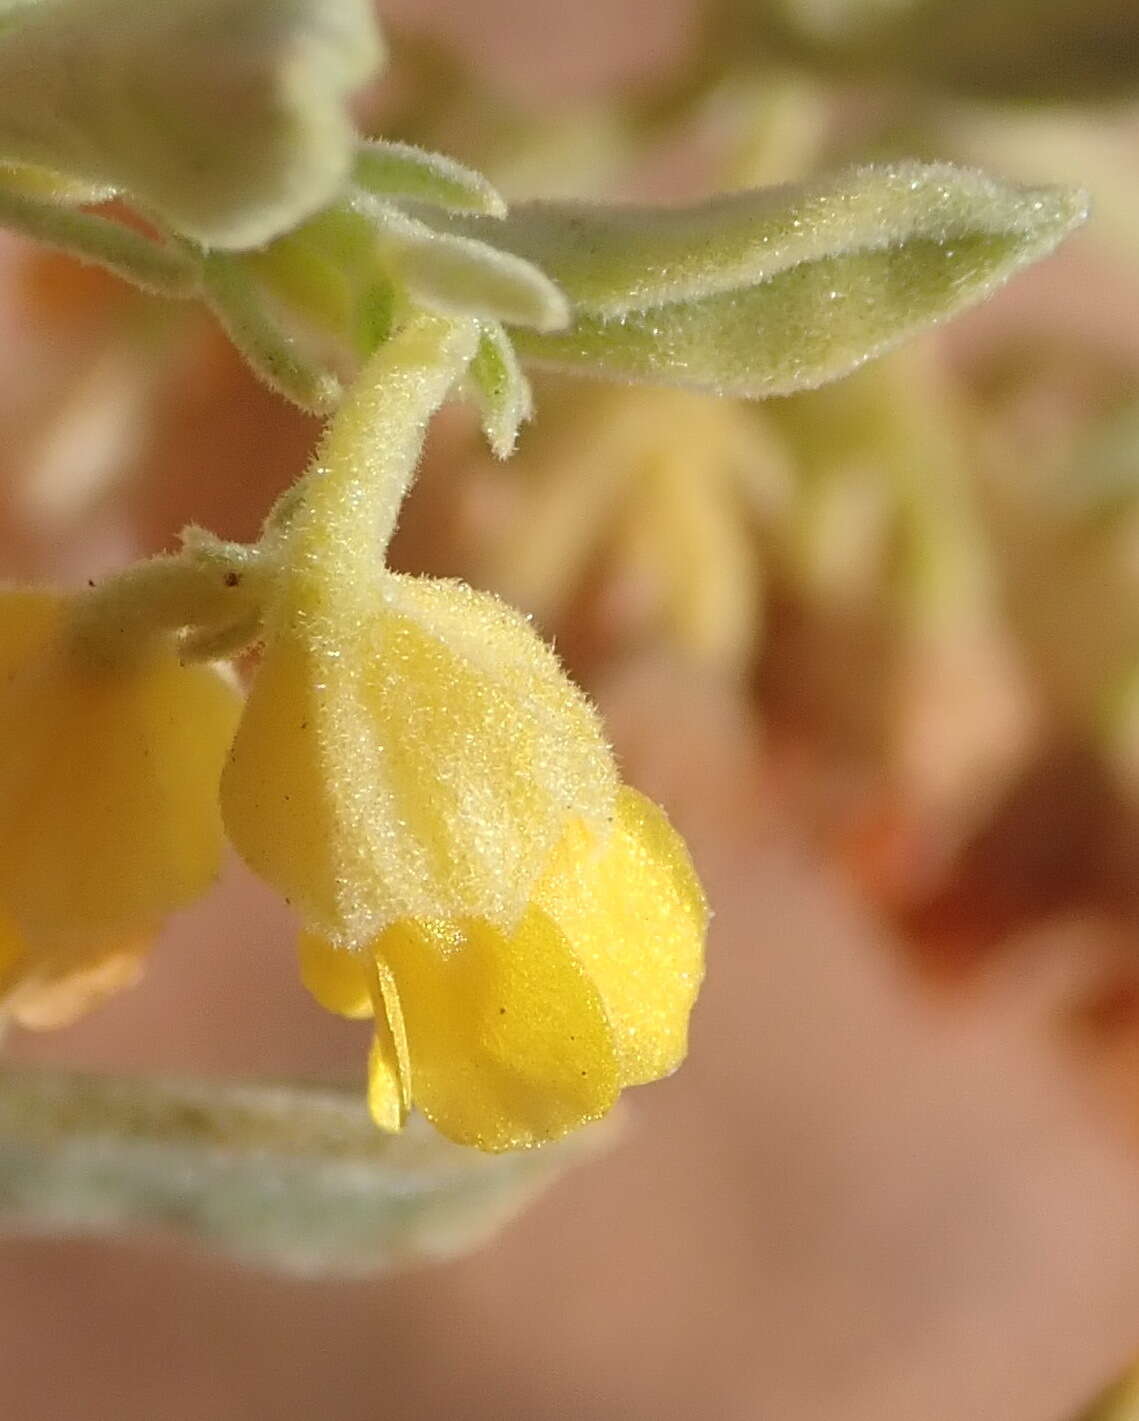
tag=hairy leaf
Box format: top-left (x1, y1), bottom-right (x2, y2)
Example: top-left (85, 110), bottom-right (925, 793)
top-left (460, 163), bottom-right (1089, 397)
top-left (0, 1065), bottom-right (603, 1275)
top-left (467, 323), bottom-right (533, 457)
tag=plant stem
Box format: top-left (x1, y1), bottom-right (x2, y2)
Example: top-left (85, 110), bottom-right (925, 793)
top-left (70, 541), bottom-right (267, 666)
top-left (270, 310), bottom-right (479, 602)
top-left (0, 186), bottom-right (200, 296)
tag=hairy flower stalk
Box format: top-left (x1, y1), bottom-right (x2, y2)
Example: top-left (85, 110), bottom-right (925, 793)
top-left (222, 312), bottom-right (708, 1150)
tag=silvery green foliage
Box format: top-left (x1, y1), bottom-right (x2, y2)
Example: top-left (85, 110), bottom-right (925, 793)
top-left (0, 183), bottom-right (199, 294)
top-left (354, 140), bottom-right (508, 218)
top-left (0, 0), bottom-right (1089, 434)
top-left (355, 192), bottom-right (569, 332)
top-left (429, 163), bottom-right (1087, 398)
top-left (194, 155), bottom-right (560, 421)
top-left (0, 0), bottom-right (382, 248)
top-left (467, 322), bottom-right (534, 458)
top-left (0, 1065), bottom-right (600, 1275)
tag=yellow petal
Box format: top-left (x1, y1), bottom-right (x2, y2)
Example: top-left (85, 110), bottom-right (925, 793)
top-left (0, 588), bottom-right (65, 672)
top-left (377, 909), bottom-right (620, 1152)
top-left (535, 787), bottom-right (707, 1086)
top-left (0, 910), bottom-right (24, 994)
top-left (298, 932), bottom-right (411, 1129)
top-left (298, 931), bottom-right (374, 1020)
top-left (224, 571), bottom-right (617, 946)
top-left (0, 614), bottom-right (242, 958)
top-left (366, 959), bottom-right (411, 1133)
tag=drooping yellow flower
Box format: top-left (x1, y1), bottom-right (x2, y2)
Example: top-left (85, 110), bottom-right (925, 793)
top-left (0, 586), bottom-right (242, 1026)
top-left (299, 785), bottom-right (706, 1151)
top-left (221, 312), bottom-right (708, 1149)
top-left (223, 557), bottom-right (707, 1150)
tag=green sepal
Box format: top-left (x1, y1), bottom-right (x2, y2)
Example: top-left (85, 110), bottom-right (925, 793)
top-left (357, 194), bottom-right (570, 332)
top-left (466, 323), bottom-right (533, 457)
top-left (202, 251), bottom-right (341, 413)
top-left (354, 140), bottom-right (507, 218)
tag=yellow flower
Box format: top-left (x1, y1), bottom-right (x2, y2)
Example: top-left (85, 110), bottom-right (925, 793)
top-left (220, 313), bottom-right (708, 1149)
top-left (298, 785), bottom-right (706, 1151)
top-left (0, 587), bottom-right (242, 1027)
top-left (222, 570), bottom-right (618, 948)
top-left (223, 561), bottom-right (707, 1151)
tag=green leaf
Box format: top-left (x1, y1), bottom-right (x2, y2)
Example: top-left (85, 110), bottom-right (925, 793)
top-left (357, 194), bottom-right (570, 332)
top-left (354, 140), bottom-right (507, 218)
top-left (443, 163), bottom-right (1086, 318)
top-left (0, 0), bottom-right (384, 249)
top-left (466, 323), bottom-right (533, 457)
top-left (463, 163), bottom-right (1088, 398)
top-left (0, 1064), bottom-right (605, 1276)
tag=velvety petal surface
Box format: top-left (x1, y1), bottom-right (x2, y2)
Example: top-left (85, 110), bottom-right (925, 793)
top-left (223, 572), bottom-right (618, 947)
top-left (535, 787), bottom-right (707, 1086)
top-left (376, 909), bottom-right (619, 1151)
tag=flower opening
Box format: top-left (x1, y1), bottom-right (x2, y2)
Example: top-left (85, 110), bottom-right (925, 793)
top-left (300, 786), bottom-right (707, 1151)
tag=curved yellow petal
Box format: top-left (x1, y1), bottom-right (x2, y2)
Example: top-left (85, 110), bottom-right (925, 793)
top-left (535, 787), bottom-right (706, 1086)
top-left (222, 629), bottom-right (347, 939)
top-left (298, 931), bottom-right (374, 1019)
top-left (299, 932), bottom-right (411, 1129)
top-left (377, 908), bottom-right (619, 1151)
top-left (367, 959), bottom-right (411, 1133)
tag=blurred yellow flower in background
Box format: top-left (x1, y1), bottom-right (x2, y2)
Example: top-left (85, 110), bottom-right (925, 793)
top-left (0, 586), bottom-right (241, 1027)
